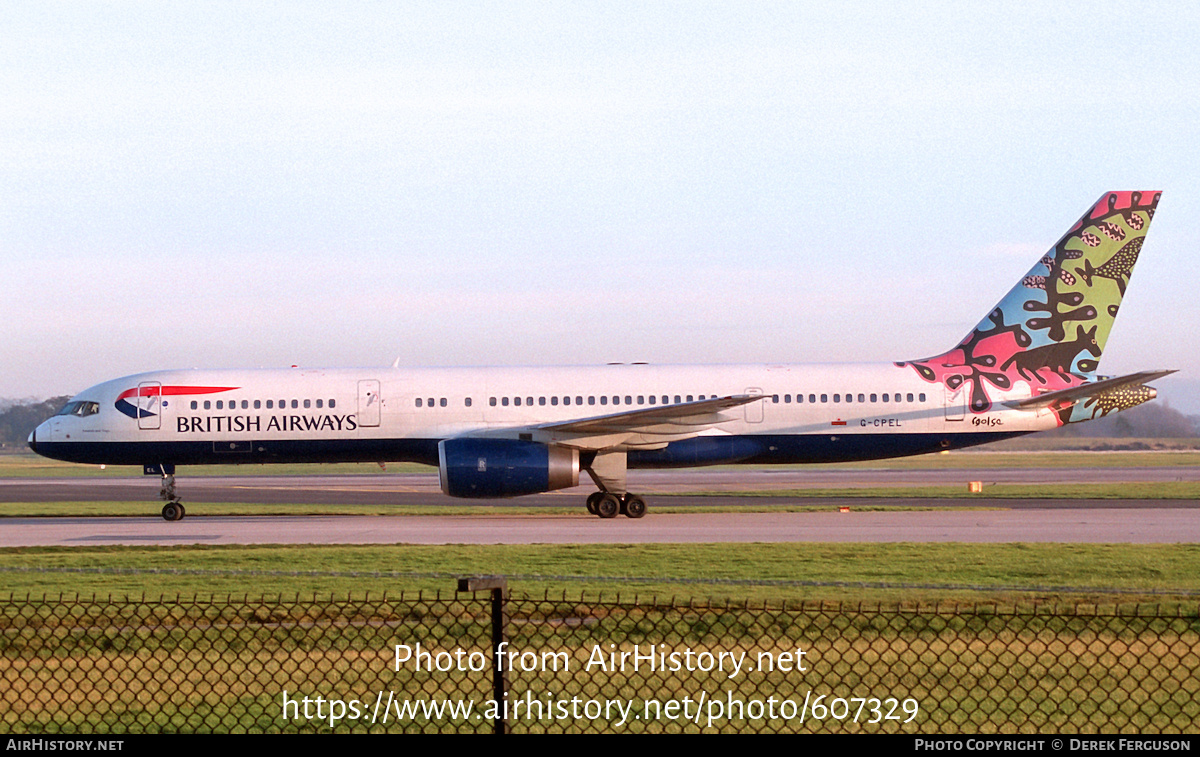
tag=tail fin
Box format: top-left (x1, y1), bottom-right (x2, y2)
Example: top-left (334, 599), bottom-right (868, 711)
top-left (899, 191), bottom-right (1161, 412)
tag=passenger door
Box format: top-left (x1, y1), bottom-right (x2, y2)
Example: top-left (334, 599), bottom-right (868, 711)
top-left (744, 387), bottom-right (764, 423)
top-left (944, 377), bottom-right (967, 422)
top-left (137, 382), bottom-right (162, 430)
top-left (357, 380), bottom-right (381, 427)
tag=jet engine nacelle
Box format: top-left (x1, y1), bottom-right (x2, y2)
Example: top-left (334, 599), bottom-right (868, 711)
top-left (438, 438), bottom-right (580, 498)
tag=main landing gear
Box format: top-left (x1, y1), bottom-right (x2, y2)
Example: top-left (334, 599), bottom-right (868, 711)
top-left (159, 472), bottom-right (185, 522)
top-left (585, 491), bottom-right (647, 519)
top-left (582, 451), bottom-right (643, 518)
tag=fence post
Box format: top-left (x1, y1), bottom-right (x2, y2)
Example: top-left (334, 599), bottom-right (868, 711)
top-left (458, 576), bottom-right (509, 734)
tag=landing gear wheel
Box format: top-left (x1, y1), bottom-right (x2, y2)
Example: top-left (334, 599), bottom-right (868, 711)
top-left (623, 495), bottom-right (646, 519)
top-left (596, 493), bottom-right (620, 519)
top-left (586, 491), bottom-right (604, 515)
top-left (161, 502), bottom-right (185, 522)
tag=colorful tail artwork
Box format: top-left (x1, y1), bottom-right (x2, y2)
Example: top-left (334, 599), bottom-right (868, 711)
top-left (898, 191), bottom-right (1164, 425)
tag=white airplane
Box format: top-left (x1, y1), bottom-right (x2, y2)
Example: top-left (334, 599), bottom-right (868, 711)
top-left (30, 191), bottom-right (1173, 521)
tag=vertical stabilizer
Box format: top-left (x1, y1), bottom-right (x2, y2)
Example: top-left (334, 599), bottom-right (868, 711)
top-left (899, 191), bottom-right (1160, 413)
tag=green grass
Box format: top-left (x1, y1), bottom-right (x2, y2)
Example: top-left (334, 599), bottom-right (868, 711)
top-left (5, 540), bottom-right (1200, 733)
top-left (4, 543), bottom-right (1200, 606)
top-left (5, 586), bottom-right (1195, 733)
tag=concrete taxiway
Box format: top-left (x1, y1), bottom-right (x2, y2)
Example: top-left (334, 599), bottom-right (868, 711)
top-left (2, 466), bottom-right (1196, 505)
top-left (1, 467), bottom-right (1195, 547)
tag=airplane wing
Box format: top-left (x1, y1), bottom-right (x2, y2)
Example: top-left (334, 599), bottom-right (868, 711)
top-left (1007, 370), bottom-right (1176, 410)
top-left (525, 394), bottom-right (766, 451)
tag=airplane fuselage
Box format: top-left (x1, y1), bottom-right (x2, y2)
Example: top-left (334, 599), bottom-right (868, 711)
top-left (27, 191), bottom-right (1169, 520)
top-left (30, 361), bottom-right (1044, 470)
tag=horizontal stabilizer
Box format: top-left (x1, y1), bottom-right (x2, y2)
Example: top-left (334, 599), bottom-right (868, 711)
top-left (1007, 370), bottom-right (1176, 410)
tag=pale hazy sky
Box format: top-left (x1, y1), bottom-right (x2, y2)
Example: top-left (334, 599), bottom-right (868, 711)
top-left (3, 2), bottom-right (1198, 408)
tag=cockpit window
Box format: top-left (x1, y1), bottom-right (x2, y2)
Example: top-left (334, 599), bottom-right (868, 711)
top-left (56, 401), bottom-right (100, 417)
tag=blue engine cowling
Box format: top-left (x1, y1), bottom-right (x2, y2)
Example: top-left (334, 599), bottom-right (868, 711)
top-left (438, 438), bottom-right (580, 498)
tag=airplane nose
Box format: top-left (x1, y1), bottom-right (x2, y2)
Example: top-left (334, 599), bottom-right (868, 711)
top-left (27, 427), bottom-right (37, 453)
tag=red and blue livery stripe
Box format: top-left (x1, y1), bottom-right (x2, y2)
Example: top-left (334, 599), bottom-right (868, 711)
top-left (114, 386), bottom-right (239, 419)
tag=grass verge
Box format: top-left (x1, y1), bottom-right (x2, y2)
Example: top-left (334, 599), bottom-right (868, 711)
top-left (4, 542), bottom-right (1200, 606)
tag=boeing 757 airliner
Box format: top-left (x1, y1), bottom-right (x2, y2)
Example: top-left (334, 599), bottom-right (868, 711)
top-left (30, 191), bottom-right (1173, 521)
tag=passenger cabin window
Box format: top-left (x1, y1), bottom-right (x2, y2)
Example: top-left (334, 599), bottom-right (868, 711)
top-left (190, 401), bottom-right (198, 410)
top-left (329, 399), bottom-right (336, 408)
top-left (489, 397), bottom-right (497, 406)
top-left (465, 398), bottom-right (472, 407)
top-left (415, 398), bottom-right (422, 407)
top-left (304, 399), bottom-right (311, 409)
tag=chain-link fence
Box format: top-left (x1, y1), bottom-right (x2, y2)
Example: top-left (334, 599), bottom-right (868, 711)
top-left (2, 588), bottom-right (1198, 733)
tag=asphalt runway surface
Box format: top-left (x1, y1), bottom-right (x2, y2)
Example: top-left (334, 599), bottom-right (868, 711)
top-left (0, 467), bottom-right (1196, 546)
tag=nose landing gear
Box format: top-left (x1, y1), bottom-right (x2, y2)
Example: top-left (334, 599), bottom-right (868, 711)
top-left (161, 500), bottom-right (185, 522)
top-left (158, 470), bottom-right (185, 522)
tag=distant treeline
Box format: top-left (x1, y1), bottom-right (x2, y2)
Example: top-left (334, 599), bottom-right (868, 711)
top-left (1043, 401), bottom-right (1199, 439)
top-left (0, 394), bottom-right (1196, 448)
top-left (0, 396), bottom-right (70, 448)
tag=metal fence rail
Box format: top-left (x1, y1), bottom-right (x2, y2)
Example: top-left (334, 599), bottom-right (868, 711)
top-left (2, 591), bottom-right (1198, 733)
